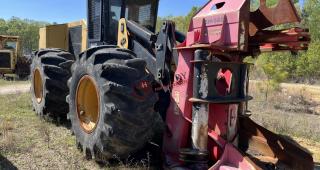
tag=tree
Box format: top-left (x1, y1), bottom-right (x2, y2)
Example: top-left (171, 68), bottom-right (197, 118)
top-left (251, 52), bottom-right (289, 100)
top-left (157, 6), bottom-right (200, 33)
top-left (302, 0), bottom-right (320, 42)
top-left (296, 42), bottom-right (320, 83)
top-left (293, 0), bottom-right (320, 83)
top-left (0, 17), bottom-right (49, 54)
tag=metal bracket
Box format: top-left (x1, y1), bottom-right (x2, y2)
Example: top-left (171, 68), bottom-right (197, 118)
top-left (155, 21), bottom-right (177, 85)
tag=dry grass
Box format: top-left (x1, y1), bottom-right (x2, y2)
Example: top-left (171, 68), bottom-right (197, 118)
top-left (0, 119), bottom-right (17, 154)
top-left (0, 93), bottom-right (156, 169)
top-left (0, 93), bottom-right (102, 169)
top-left (249, 81), bottom-right (320, 162)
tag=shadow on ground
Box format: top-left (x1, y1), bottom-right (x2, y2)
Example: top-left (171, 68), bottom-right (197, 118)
top-left (43, 114), bottom-right (71, 129)
top-left (315, 162), bottom-right (320, 170)
top-left (0, 154), bottom-right (17, 170)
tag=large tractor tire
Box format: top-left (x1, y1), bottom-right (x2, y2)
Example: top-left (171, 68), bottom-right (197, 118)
top-left (30, 49), bottom-right (75, 118)
top-left (67, 46), bottom-right (159, 160)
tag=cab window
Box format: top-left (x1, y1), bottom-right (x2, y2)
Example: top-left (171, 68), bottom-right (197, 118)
top-left (4, 41), bottom-right (17, 50)
top-left (107, 0), bottom-right (122, 44)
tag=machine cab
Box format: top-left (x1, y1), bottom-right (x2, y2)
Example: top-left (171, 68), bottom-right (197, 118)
top-left (87, 0), bottom-right (159, 47)
top-left (0, 36), bottom-right (20, 71)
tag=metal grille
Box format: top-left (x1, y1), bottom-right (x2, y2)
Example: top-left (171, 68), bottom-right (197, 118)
top-left (0, 52), bottom-right (11, 68)
top-left (69, 26), bottom-right (82, 56)
top-left (126, 0), bottom-right (158, 32)
top-left (88, 0), bottom-right (101, 40)
top-left (138, 5), bottom-right (152, 24)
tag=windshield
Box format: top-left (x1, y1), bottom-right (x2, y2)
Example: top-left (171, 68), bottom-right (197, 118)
top-left (4, 41), bottom-right (17, 50)
top-left (107, 0), bottom-right (122, 44)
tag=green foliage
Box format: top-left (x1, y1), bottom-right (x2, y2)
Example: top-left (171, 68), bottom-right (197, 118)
top-left (296, 42), bottom-right (320, 80)
top-left (0, 17), bottom-right (48, 54)
top-left (294, 0), bottom-right (320, 83)
top-left (157, 7), bottom-right (200, 33)
top-left (262, 62), bottom-right (289, 88)
top-left (250, 0), bottom-right (260, 10)
top-left (253, 53), bottom-right (289, 100)
top-left (303, 0), bottom-right (320, 42)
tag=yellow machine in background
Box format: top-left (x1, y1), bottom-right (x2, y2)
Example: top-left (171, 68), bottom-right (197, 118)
top-left (29, 20), bottom-right (88, 120)
top-left (0, 20), bottom-right (87, 80)
top-left (39, 20), bottom-right (87, 55)
top-left (0, 35), bottom-right (30, 79)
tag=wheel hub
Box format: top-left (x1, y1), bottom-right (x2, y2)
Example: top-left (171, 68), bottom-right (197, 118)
top-left (33, 69), bottom-right (43, 104)
top-left (76, 75), bottom-right (100, 134)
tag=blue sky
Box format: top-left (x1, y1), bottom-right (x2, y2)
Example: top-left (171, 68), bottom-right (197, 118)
top-left (0, 0), bottom-right (208, 23)
top-left (0, 0), bottom-right (305, 23)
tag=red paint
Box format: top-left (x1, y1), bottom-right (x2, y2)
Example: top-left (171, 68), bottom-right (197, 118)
top-left (163, 50), bottom-right (193, 166)
top-left (163, 0), bottom-right (251, 168)
top-left (162, 0), bottom-right (308, 169)
top-left (187, 0), bottom-right (247, 50)
top-left (209, 144), bottom-right (256, 170)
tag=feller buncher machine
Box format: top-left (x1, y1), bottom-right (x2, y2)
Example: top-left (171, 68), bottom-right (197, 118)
top-left (0, 35), bottom-right (30, 79)
top-left (30, 0), bottom-right (314, 169)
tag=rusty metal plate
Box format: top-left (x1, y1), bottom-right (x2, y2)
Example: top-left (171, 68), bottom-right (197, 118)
top-left (250, 0), bottom-right (300, 36)
top-left (239, 116), bottom-right (314, 170)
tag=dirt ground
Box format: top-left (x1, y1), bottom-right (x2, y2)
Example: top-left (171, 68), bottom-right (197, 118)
top-left (0, 80), bottom-right (30, 96)
top-left (0, 84), bottom-right (30, 96)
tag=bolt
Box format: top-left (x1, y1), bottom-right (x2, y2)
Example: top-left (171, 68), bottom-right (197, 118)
top-left (175, 74), bottom-right (181, 81)
top-left (157, 69), bottom-right (162, 79)
top-left (156, 44), bottom-right (163, 51)
top-left (80, 110), bottom-right (85, 116)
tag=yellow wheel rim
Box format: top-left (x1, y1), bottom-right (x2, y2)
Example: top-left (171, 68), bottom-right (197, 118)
top-left (33, 69), bottom-right (43, 104)
top-left (76, 75), bottom-right (100, 134)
